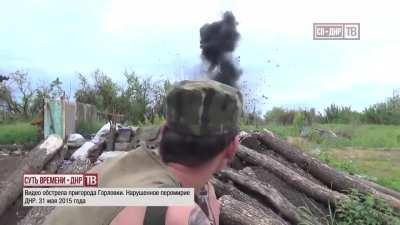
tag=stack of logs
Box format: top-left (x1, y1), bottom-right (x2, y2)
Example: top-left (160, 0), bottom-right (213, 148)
top-left (216, 132), bottom-right (400, 225)
top-left (0, 128), bottom-right (399, 225)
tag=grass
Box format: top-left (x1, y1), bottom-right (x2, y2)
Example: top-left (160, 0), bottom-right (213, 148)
top-left (317, 124), bottom-right (400, 149)
top-left (299, 189), bottom-right (400, 225)
top-left (324, 149), bottom-right (400, 192)
top-left (241, 123), bottom-right (400, 192)
top-left (242, 123), bottom-right (400, 149)
top-left (0, 121), bottom-right (39, 145)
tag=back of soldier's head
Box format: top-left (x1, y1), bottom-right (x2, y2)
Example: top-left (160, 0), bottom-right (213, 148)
top-left (160, 80), bottom-right (243, 166)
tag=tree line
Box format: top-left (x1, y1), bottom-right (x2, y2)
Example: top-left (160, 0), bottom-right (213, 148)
top-left (0, 69), bottom-right (173, 125)
top-left (264, 96), bottom-right (400, 126)
top-left (2, 69), bottom-right (398, 126)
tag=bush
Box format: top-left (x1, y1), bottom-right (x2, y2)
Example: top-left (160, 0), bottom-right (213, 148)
top-left (300, 189), bottom-right (400, 225)
top-left (322, 104), bottom-right (361, 124)
top-left (362, 96), bottom-right (400, 125)
top-left (334, 190), bottom-right (400, 225)
top-left (293, 112), bottom-right (306, 133)
top-left (0, 121), bottom-right (39, 144)
top-left (76, 120), bottom-right (104, 135)
top-left (265, 107), bottom-right (318, 125)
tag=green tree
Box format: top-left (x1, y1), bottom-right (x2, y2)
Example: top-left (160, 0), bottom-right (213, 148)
top-left (0, 70), bottom-right (34, 118)
top-left (75, 69), bottom-right (119, 113)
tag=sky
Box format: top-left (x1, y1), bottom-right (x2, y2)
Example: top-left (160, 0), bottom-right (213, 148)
top-left (1, 0), bottom-right (400, 113)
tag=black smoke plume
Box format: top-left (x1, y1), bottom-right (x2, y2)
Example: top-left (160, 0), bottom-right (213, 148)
top-left (0, 75), bottom-right (9, 83)
top-left (200, 11), bottom-right (241, 87)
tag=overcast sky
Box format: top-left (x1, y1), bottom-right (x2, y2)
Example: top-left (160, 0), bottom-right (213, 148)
top-left (1, 0), bottom-right (399, 113)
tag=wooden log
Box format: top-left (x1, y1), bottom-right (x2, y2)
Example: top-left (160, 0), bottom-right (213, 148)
top-left (0, 135), bottom-right (63, 217)
top-left (219, 195), bottom-right (284, 225)
top-left (219, 168), bottom-right (302, 225)
top-left (211, 178), bottom-right (290, 225)
top-left (355, 178), bottom-right (400, 200)
top-left (236, 145), bottom-right (347, 206)
top-left (240, 167), bottom-right (329, 225)
top-left (255, 132), bottom-right (400, 213)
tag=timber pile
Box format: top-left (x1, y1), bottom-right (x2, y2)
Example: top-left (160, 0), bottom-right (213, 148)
top-left (215, 132), bottom-right (400, 225)
top-left (1, 126), bottom-right (399, 225)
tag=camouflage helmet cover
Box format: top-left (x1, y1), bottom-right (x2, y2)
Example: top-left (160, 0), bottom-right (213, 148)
top-left (166, 80), bottom-right (243, 136)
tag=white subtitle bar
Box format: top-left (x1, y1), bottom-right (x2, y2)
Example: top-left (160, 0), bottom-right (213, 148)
top-left (23, 187), bottom-right (194, 206)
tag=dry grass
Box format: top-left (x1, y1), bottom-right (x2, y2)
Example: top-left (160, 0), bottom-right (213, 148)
top-left (326, 149), bottom-right (400, 191)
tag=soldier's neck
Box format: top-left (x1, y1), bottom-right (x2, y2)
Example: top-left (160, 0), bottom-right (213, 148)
top-left (167, 157), bottom-right (220, 191)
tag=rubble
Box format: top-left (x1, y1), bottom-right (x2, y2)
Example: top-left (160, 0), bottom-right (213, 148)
top-left (66, 134), bottom-right (86, 148)
top-left (0, 135), bottom-right (64, 216)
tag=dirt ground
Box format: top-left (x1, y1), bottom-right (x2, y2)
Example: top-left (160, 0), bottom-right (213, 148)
top-left (0, 154), bottom-right (25, 188)
top-left (0, 154), bottom-right (31, 225)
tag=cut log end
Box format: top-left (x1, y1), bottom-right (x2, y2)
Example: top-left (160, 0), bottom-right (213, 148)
top-left (220, 195), bottom-right (285, 225)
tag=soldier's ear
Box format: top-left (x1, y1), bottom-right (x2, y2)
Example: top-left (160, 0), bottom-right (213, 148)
top-left (224, 135), bottom-right (239, 159)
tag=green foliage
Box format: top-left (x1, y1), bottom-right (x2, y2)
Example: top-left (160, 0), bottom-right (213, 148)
top-left (74, 70), bottom-right (170, 125)
top-left (293, 112), bottom-right (306, 133)
top-left (264, 107), bottom-right (318, 126)
top-left (318, 152), bottom-right (360, 175)
top-left (362, 96), bottom-right (400, 125)
top-left (0, 70), bottom-right (34, 118)
top-left (318, 124), bottom-right (400, 149)
top-left (75, 70), bottom-right (119, 112)
top-left (0, 121), bottom-right (39, 144)
top-left (318, 96), bottom-right (400, 125)
top-left (299, 190), bottom-right (400, 225)
top-left (334, 190), bottom-right (400, 225)
top-left (323, 104), bottom-right (361, 124)
top-left (76, 120), bottom-right (104, 135)
top-left (265, 107), bottom-right (295, 125)
top-left (378, 177), bottom-right (400, 192)
top-left (30, 77), bottom-right (65, 115)
top-left (152, 114), bottom-right (166, 125)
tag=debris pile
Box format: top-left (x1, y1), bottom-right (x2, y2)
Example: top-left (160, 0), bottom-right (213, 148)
top-left (0, 125), bottom-right (399, 225)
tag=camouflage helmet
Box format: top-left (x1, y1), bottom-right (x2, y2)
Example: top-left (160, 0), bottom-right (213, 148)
top-left (166, 80), bottom-right (243, 136)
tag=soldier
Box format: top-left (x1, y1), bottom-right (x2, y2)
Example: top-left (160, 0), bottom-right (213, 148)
top-left (43, 79), bottom-right (243, 225)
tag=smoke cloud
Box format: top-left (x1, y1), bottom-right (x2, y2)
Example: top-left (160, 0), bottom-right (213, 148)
top-left (200, 11), bottom-right (241, 87)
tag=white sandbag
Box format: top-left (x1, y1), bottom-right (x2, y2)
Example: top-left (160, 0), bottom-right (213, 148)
top-left (70, 141), bottom-right (95, 160)
top-left (92, 122), bottom-right (122, 144)
top-left (67, 133), bottom-right (86, 147)
top-left (95, 123), bottom-right (111, 138)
